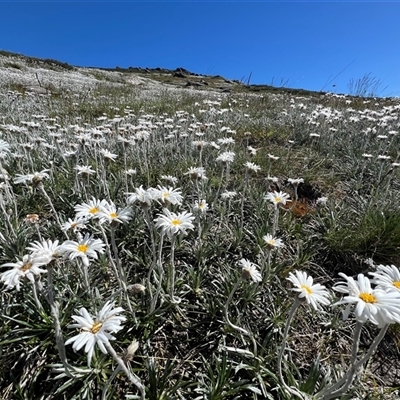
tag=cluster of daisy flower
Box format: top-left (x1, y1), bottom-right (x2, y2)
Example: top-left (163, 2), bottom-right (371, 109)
top-left (2, 53), bottom-right (400, 399)
top-left (287, 265), bottom-right (400, 325)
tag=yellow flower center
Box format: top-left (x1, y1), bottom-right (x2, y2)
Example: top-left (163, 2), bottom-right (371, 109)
top-left (359, 292), bottom-right (376, 303)
top-left (90, 321), bottom-right (102, 334)
top-left (89, 207), bottom-right (99, 214)
top-left (301, 284), bottom-right (312, 294)
top-left (162, 192), bottom-right (169, 198)
top-left (275, 197), bottom-right (281, 203)
top-left (171, 219), bottom-right (181, 226)
top-left (20, 262), bottom-right (33, 272)
top-left (393, 281), bottom-right (400, 289)
top-left (109, 212), bottom-right (118, 219)
top-left (77, 244), bottom-right (89, 253)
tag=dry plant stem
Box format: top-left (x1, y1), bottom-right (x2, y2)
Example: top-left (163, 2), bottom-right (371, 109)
top-left (104, 341), bottom-right (145, 400)
top-left (277, 299), bottom-right (308, 400)
top-left (321, 324), bottom-right (389, 400)
top-left (46, 264), bottom-right (74, 378)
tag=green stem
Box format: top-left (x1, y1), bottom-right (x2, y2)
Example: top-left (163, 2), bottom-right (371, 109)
top-left (224, 278), bottom-right (250, 336)
top-left (150, 232), bottom-right (165, 313)
top-left (104, 341), bottom-right (145, 400)
top-left (321, 324), bottom-right (389, 400)
top-left (169, 235), bottom-right (179, 303)
top-left (46, 264), bottom-right (74, 378)
top-left (277, 299), bottom-right (307, 399)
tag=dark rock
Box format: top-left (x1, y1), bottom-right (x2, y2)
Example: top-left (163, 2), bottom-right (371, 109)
top-left (185, 81), bottom-right (202, 87)
top-left (175, 67), bottom-right (190, 74)
top-left (173, 72), bottom-right (186, 78)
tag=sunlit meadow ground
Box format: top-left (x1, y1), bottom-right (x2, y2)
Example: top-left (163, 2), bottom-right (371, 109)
top-left (1, 51), bottom-right (400, 399)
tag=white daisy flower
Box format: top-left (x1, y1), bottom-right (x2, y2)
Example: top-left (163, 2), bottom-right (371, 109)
top-left (239, 259), bottom-right (262, 283)
top-left (124, 168), bottom-right (137, 176)
top-left (74, 165), bottom-right (95, 176)
top-left (26, 239), bottom-right (62, 264)
top-left (98, 202), bottom-right (132, 224)
top-left (247, 146), bottom-right (258, 157)
top-left (194, 199), bottom-right (208, 214)
top-left (244, 161), bottom-right (261, 173)
top-left (266, 176), bottom-right (279, 183)
top-left (216, 151), bottom-right (235, 164)
top-left (288, 178), bottom-right (304, 186)
top-left (151, 186), bottom-right (183, 206)
top-left (155, 209), bottom-right (195, 238)
top-left (100, 149), bottom-right (117, 161)
top-left (74, 198), bottom-right (110, 220)
top-left (264, 191), bottom-right (291, 208)
top-left (184, 166), bottom-right (207, 180)
top-left (160, 175), bottom-right (178, 185)
top-left (263, 234), bottom-right (284, 250)
top-left (192, 140), bottom-right (208, 150)
top-left (217, 137), bottom-right (235, 145)
top-left (369, 264), bottom-right (400, 292)
top-left (0, 139), bottom-right (10, 153)
top-left (221, 190), bottom-right (237, 199)
top-left (1, 254), bottom-right (48, 291)
top-left (60, 233), bottom-right (105, 267)
top-left (126, 185), bottom-right (154, 206)
top-left (61, 217), bottom-right (87, 233)
top-left (14, 170), bottom-right (50, 186)
top-left (333, 273), bottom-right (400, 326)
top-left (65, 301), bottom-right (126, 366)
top-left (287, 270), bottom-right (331, 310)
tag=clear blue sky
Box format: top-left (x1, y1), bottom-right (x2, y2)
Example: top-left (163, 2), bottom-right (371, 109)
top-left (1, 1), bottom-right (400, 96)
